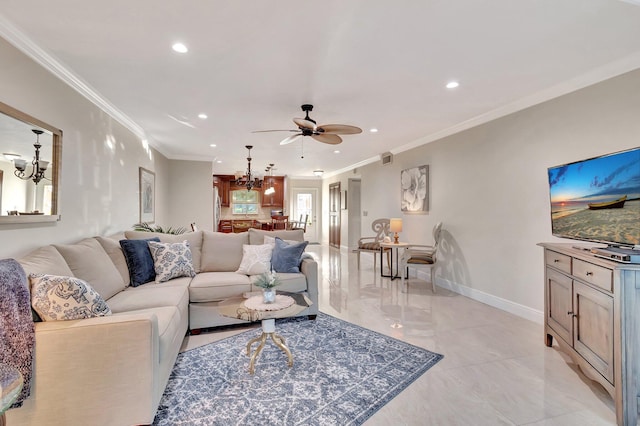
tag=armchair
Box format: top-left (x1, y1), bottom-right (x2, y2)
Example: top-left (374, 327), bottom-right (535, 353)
top-left (400, 222), bottom-right (442, 293)
top-left (356, 218), bottom-right (391, 271)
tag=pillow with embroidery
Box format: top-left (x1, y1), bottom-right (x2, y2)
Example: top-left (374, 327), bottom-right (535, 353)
top-left (236, 244), bottom-right (273, 275)
top-left (147, 240), bottom-right (196, 283)
top-left (30, 274), bottom-right (111, 321)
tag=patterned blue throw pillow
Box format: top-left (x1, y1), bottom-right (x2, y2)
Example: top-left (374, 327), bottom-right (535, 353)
top-left (148, 240), bottom-right (196, 282)
top-left (271, 237), bottom-right (308, 273)
top-left (119, 237), bottom-right (161, 287)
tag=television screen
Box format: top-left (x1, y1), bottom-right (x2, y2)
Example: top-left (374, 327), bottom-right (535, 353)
top-left (548, 147), bottom-right (640, 247)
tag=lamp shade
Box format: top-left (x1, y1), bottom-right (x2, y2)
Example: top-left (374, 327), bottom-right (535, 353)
top-left (389, 218), bottom-right (403, 233)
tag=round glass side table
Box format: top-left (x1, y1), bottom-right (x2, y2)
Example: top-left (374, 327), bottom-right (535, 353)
top-left (0, 363), bottom-right (23, 426)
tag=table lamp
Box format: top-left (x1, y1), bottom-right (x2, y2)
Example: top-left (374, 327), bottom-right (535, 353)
top-left (389, 218), bottom-right (403, 244)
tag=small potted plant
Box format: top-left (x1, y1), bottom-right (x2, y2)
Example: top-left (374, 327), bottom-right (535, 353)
top-left (254, 270), bottom-right (281, 304)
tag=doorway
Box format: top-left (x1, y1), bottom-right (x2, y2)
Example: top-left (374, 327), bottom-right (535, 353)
top-left (329, 182), bottom-right (341, 248)
top-left (291, 188), bottom-right (319, 243)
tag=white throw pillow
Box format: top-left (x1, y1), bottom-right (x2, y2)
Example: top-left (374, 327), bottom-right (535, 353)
top-left (147, 240), bottom-right (196, 283)
top-left (30, 274), bottom-right (112, 321)
top-left (236, 244), bottom-right (273, 275)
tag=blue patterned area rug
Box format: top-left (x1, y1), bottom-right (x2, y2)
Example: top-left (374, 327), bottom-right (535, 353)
top-left (153, 313), bottom-right (443, 425)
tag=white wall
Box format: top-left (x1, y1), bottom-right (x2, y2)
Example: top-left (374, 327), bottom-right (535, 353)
top-left (167, 160), bottom-right (214, 231)
top-left (328, 69), bottom-right (640, 321)
top-left (0, 38), bottom-right (193, 258)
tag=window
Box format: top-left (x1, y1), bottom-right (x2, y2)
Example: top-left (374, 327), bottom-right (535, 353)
top-left (231, 190), bottom-right (259, 215)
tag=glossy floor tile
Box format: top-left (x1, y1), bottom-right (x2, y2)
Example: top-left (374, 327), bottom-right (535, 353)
top-left (181, 245), bottom-right (617, 425)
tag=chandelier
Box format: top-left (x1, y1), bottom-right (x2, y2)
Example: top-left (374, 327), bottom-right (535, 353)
top-left (13, 129), bottom-right (50, 185)
top-left (233, 145), bottom-right (263, 191)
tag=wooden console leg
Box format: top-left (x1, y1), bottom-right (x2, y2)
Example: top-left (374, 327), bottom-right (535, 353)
top-left (545, 333), bottom-right (553, 347)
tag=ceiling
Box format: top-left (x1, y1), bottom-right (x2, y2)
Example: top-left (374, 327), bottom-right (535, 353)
top-left (1, 0), bottom-right (640, 178)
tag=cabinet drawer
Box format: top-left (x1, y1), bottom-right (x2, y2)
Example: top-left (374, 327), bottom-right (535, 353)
top-left (573, 259), bottom-right (612, 293)
top-left (545, 250), bottom-right (572, 274)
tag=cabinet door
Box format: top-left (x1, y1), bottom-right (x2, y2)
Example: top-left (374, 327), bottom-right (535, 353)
top-left (546, 268), bottom-right (573, 346)
top-left (573, 281), bottom-right (614, 384)
top-left (261, 176), bottom-right (284, 207)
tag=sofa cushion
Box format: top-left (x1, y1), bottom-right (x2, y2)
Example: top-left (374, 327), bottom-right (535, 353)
top-left (30, 274), bottom-right (112, 321)
top-left (119, 238), bottom-right (160, 287)
top-left (248, 228), bottom-right (304, 245)
top-left (95, 236), bottom-right (131, 287)
top-left (236, 244), bottom-right (273, 275)
top-left (200, 231), bottom-right (248, 272)
top-left (189, 272), bottom-right (251, 302)
top-left (18, 246), bottom-right (74, 279)
top-left (107, 285), bottom-right (189, 319)
top-left (271, 238), bottom-right (309, 273)
top-left (124, 230), bottom-right (203, 273)
top-left (54, 238), bottom-right (126, 300)
top-left (147, 240), bottom-right (196, 283)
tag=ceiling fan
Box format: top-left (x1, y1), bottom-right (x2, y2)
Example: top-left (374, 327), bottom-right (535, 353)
top-left (253, 104), bottom-right (362, 145)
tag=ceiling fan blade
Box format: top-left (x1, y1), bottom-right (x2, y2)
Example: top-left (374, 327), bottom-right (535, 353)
top-left (251, 129), bottom-right (299, 133)
top-left (280, 134), bottom-right (303, 145)
top-left (293, 118), bottom-right (316, 130)
top-left (311, 134), bottom-right (342, 145)
top-left (316, 124), bottom-right (362, 135)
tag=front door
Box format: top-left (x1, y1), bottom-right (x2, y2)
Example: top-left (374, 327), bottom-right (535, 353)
top-left (291, 188), bottom-right (319, 243)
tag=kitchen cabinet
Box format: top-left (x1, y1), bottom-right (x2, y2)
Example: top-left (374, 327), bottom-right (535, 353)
top-left (212, 175), bottom-right (232, 207)
top-left (261, 176), bottom-right (284, 207)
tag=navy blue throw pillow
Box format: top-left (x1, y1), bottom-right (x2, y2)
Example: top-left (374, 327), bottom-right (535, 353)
top-left (119, 237), bottom-right (161, 287)
top-left (271, 237), bottom-right (308, 273)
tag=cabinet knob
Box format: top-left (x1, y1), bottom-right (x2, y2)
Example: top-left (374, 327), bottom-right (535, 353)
top-left (586, 271), bottom-right (593, 276)
top-left (567, 311), bottom-right (577, 318)
top-left (553, 259), bottom-right (560, 263)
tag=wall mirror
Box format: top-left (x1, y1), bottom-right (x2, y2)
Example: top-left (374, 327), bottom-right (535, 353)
top-left (0, 101), bottom-right (61, 224)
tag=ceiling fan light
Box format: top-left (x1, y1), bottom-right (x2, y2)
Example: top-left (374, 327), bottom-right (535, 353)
top-left (313, 170), bottom-right (324, 177)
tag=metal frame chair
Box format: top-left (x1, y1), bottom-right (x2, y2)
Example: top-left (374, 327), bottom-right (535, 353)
top-left (400, 222), bottom-right (443, 293)
top-left (290, 214), bottom-right (308, 232)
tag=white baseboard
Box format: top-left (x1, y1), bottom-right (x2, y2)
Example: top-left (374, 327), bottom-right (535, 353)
top-left (416, 270), bottom-right (544, 324)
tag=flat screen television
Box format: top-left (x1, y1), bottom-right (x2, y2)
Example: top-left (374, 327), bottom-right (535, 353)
top-left (547, 146), bottom-right (640, 250)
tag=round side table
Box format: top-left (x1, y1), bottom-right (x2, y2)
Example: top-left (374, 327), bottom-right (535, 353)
top-left (0, 363), bottom-right (23, 426)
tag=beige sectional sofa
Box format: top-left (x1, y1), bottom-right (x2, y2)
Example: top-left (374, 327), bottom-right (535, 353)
top-left (7, 228), bottom-right (318, 426)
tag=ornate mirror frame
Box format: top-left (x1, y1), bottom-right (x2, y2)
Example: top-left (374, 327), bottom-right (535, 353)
top-left (0, 100), bottom-right (62, 224)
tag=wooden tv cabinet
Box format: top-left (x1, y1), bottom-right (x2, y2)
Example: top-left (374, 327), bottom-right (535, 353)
top-left (539, 243), bottom-right (640, 426)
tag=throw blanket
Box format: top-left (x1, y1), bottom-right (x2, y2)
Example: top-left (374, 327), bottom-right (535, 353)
top-left (0, 258), bottom-right (35, 408)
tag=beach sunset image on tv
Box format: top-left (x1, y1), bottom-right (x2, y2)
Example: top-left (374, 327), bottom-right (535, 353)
top-left (548, 147), bottom-right (640, 246)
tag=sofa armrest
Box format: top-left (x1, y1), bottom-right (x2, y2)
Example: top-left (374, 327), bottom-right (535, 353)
top-left (8, 312), bottom-right (160, 426)
top-left (300, 257), bottom-right (318, 314)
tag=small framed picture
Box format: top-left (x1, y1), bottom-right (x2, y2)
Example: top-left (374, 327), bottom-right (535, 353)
top-left (139, 167), bottom-right (155, 223)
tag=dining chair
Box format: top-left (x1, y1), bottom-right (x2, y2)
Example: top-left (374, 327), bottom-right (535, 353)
top-left (356, 218), bottom-right (391, 271)
top-left (400, 222), bottom-right (443, 293)
top-left (271, 215), bottom-right (289, 230)
top-left (290, 214), bottom-right (308, 232)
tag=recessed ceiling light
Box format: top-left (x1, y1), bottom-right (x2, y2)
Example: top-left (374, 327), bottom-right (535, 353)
top-left (446, 81), bottom-right (459, 89)
top-left (216, 160), bottom-right (222, 163)
top-left (370, 128), bottom-right (378, 133)
top-left (210, 144), bottom-right (217, 147)
top-left (172, 42), bottom-right (188, 53)
top-left (334, 150), bottom-right (340, 154)
top-left (198, 113), bottom-right (208, 119)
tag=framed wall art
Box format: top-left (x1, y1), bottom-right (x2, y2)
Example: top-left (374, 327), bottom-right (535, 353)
top-left (401, 165), bottom-right (428, 214)
top-left (139, 167), bottom-right (155, 223)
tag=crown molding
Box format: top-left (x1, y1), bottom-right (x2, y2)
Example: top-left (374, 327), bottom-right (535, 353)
top-left (0, 14), bottom-right (148, 143)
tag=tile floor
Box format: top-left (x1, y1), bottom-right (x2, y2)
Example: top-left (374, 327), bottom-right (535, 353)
top-left (182, 245), bottom-right (617, 425)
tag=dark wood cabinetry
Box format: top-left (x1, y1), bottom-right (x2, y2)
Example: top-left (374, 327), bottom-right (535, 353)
top-left (261, 176), bottom-right (284, 207)
top-left (212, 175), bottom-right (232, 207)
top-left (213, 175), bottom-right (285, 208)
